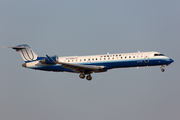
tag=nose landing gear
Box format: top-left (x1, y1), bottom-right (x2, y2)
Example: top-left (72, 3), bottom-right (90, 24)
top-left (160, 65), bottom-right (165, 72)
top-left (161, 68), bottom-right (165, 72)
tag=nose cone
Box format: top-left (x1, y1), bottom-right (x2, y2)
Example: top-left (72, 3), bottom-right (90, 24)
top-left (170, 58), bottom-right (174, 63)
top-left (164, 58), bottom-right (174, 66)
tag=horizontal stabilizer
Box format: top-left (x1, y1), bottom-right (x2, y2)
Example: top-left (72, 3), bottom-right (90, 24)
top-left (3, 46), bottom-right (26, 51)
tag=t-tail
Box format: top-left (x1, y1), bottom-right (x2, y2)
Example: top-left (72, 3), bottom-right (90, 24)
top-left (5, 44), bottom-right (38, 63)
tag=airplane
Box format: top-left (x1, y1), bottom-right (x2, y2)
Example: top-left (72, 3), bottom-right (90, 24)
top-left (5, 44), bottom-right (174, 81)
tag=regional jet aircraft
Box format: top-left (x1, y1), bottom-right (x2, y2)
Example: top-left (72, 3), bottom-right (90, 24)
top-left (5, 44), bottom-right (174, 81)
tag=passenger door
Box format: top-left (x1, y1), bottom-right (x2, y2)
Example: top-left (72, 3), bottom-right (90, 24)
top-left (144, 54), bottom-right (149, 63)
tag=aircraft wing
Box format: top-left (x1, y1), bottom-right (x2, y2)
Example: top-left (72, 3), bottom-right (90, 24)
top-left (43, 55), bottom-right (105, 73)
top-left (54, 61), bottom-right (105, 73)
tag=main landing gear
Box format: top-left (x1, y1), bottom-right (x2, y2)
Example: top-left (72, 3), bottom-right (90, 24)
top-left (160, 65), bottom-right (165, 72)
top-left (86, 75), bottom-right (92, 81)
top-left (79, 73), bottom-right (92, 81)
top-left (79, 73), bottom-right (85, 79)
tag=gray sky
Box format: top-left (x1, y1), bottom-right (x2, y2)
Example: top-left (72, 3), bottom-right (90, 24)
top-left (0, 0), bottom-right (180, 120)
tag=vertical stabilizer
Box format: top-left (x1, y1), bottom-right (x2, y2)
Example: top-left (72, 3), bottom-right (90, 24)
top-left (12, 44), bottom-right (38, 62)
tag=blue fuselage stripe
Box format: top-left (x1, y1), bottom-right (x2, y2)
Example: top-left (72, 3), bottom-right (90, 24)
top-left (29, 58), bottom-right (170, 72)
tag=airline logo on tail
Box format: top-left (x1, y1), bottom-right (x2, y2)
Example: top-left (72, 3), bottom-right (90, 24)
top-left (16, 44), bottom-right (38, 61)
top-left (5, 44), bottom-right (38, 62)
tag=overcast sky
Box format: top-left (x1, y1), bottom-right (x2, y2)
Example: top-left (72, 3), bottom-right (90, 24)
top-left (0, 0), bottom-right (180, 120)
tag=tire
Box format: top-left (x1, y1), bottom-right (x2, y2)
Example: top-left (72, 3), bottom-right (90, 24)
top-left (79, 73), bottom-right (85, 79)
top-left (86, 75), bottom-right (92, 81)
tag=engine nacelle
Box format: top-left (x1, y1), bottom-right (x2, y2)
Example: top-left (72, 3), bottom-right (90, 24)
top-left (40, 55), bottom-right (59, 64)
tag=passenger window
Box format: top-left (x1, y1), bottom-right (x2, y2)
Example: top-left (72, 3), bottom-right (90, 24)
top-left (84, 59), bottom-right (86, 61)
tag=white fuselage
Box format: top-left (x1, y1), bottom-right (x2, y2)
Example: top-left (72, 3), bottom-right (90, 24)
top-left (25, 51), bottom-right (173, 72)
top-left (9, 44), bottom-right (174, 80)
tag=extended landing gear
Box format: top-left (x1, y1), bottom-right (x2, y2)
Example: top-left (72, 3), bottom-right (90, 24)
top-left (79, 73), bottom-right (92, 81)
top-left (160, 65), bottom-right (165, 72)
top-left (161, 68), bottom-right (165, 72)
top-left (86, 75), bottom-right (92, 81)
top-left (79, 73), bottom-right (85, 79)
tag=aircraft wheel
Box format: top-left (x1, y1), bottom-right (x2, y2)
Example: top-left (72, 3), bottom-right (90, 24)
top-left (86, 75), bottom-right (92, 81)
top-left (79, 73), bottom-right (85, 79)
top-left (161, 68), bottom-right (165, 72)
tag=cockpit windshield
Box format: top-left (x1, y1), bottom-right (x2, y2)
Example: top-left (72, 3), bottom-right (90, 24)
top-left (154, 54), bottom-right (165, 56)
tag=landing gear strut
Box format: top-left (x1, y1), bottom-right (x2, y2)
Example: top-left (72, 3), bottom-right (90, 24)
top-left (160, 65), bottom-right (165, 72)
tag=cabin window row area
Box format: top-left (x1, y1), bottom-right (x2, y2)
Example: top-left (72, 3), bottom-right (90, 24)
top-left (66, 55), bottom-right (143, 62)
